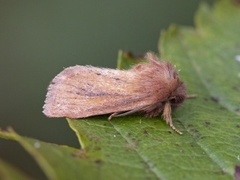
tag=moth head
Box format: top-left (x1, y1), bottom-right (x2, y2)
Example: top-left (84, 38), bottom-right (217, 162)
top-left (168, 81), bottom-right (186, 106)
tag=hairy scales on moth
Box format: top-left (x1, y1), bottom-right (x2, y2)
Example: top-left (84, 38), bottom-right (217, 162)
top-left (43, 52), bottom-right (195, 134)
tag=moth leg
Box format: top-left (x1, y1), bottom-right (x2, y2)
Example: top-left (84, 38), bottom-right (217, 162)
top-left (108, 108), bottom-right (143, 120)
top-left (145, 106), bottom-right (164, 118)
top-left (108, 112), bottom-right (119, 120)
top-left (162, 101), bottom-right (183, 135)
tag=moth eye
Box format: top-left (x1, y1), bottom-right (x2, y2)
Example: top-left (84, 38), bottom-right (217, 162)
top-left (173, 71), bottom-right (177, 78)
top-left (170, 95), bottom-right (185, 104)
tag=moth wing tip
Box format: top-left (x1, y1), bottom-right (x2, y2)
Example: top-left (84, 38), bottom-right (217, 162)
top-left (42, 104), bottom-right (52, 117)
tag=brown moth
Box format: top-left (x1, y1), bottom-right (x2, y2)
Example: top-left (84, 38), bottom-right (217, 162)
top-left (43, 52), bottom-right (195, 134)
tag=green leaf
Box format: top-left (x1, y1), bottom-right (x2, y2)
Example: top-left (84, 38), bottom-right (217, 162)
top-left (117, 50), bottom-right (145, 70)
top-left (1, 128), bottom-right (143, 180)
top-left (0, 1), bottom-right (240, 179)
top-left (159, 0), bottom-right (240, 176)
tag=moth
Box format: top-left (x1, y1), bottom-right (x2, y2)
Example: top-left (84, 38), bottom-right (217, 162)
top-left (43, 52), bottom-right (195, 134)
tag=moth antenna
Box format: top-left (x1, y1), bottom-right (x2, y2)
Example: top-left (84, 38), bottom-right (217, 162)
top-left (186, 94), bottom-right (197, 99)
top-left (163, 101), bottom-right (183, 135)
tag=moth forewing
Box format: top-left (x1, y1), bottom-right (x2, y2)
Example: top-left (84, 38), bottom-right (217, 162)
top-left (43, 66), bottom-right (155, 118)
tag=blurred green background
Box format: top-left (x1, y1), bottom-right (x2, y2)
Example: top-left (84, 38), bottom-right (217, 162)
top-left (0, 0), bottom-right (212, 179)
